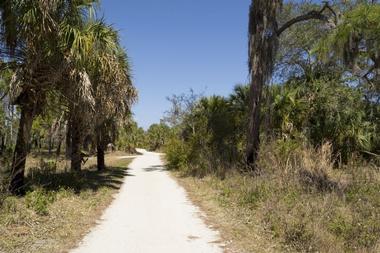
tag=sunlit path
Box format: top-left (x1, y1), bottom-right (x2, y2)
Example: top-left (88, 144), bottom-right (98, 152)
top-left (71, 149), bottom-right (223, 253)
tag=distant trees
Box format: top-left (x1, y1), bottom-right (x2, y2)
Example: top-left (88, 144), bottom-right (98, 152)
top-left (146, 123), bottom-right (172, 151)
top-left (117, 121), bottom-right (146, 153)
top-left (165, 88), bottom-right (248, 176)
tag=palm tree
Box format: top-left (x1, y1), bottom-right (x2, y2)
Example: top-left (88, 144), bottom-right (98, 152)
top-left (1, 0), bottom-right (65, 194)
top-left (87, 23), bottom-right (136, 171)
top-left (1, 0), bottom-right (98, 194)
top-left (59, 19), bottom-right (136, 171)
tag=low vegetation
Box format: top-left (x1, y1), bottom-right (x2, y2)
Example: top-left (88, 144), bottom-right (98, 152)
top-left (0, 154), bottom-right (131, 253)
top-left (173, 142), bottom-right (379, 252)
top-left (0, 1), bottom-right (137, 248)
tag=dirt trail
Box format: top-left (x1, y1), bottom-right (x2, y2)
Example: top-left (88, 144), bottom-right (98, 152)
top-left (71, 149), bottom-right (223, 253)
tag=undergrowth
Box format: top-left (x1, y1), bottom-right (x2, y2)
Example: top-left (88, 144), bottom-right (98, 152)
top-left (169, 140), bottom-right (380, 252)
top-left (0, 155), bottom-right (131, 253)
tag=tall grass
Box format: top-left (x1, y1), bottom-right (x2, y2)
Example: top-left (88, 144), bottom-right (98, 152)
top-left (168, 140), bottom-right (380, 252)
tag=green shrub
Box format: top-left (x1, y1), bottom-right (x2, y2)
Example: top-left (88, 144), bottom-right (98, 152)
top-left (165, 137), bottom-right (189, 170)
top-left (271, 78), bottom-right (378, 162)
top-left (25, 188), bottom-right (56, 215)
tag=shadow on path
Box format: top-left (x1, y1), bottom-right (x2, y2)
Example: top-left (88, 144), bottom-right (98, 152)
top-left (25, 166), bottom-right (133, 194)
top-left (143, 165), bottom-right (166, 172)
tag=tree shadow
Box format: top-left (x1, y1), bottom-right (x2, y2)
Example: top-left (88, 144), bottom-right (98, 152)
top-left (143, 165), bottom-right (166, 172)
top-left (25, 166), bottom-right (133, 194)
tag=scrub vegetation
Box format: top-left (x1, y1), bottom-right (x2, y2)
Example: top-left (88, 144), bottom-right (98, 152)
top-left (152, 1), bottom-right (380, 252)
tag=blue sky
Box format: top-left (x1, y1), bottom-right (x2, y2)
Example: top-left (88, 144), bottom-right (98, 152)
top-left (101, 0), bottom-right (252, 129)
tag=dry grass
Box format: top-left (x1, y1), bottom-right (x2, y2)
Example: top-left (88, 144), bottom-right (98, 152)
top-left (0, 152), bottom-right (133, 253)
top-left (172, 171), bottom-right (284, 253)
top-left (169, 142), bottom-right (380, 253)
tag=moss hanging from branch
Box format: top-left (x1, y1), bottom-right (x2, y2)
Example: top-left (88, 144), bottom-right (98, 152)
top-left (246, 0), bottom-right (281, 166)
top-left (246, 0), bottom-right (337, 167)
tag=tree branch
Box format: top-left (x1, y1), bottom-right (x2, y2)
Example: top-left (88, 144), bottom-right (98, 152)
top-left (0, 92), bottom-right (7, 101)
top-left (276, 2), bottom-right (337, 36)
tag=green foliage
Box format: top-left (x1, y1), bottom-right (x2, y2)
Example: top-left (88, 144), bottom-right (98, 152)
top-left (165, 137), bottom-right (188, 170)
top-left (166, 92), bottom-right (247, 176)
top-left (166, 75), bottom-right (379, 176)
top-left (270, 77), bottom-right (378, 161)
top-left (316, 3), bottom-right (380, 66)
top-left (117, 121), bottom-right (146, 152)
top-left (146, 123), bottom-right (172, 151)
top-left (25, 188), bottom-right (56, 215)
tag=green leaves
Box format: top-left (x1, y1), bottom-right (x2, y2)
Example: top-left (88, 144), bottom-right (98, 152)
top-left (271, 76), bottom-right (377, 161)
top-left (315, 3), bottom-right (380, 67)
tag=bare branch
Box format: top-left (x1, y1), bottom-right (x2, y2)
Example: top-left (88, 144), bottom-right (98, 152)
top-left (0, 92), bottom-right (7, 101)
top-left (276, 2), bottom-right (337, 36)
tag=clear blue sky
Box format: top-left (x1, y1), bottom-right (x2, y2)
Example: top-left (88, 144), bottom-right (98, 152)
top-left (101, 0), bottom-right (251, 129)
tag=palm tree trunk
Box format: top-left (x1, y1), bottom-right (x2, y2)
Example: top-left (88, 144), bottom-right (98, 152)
top-left (48, 135), bottom-right (53, 155)
top-left (97, 144), bottom-right (105, 171)
top-left (70, 106), bottom-right (82, 172)
top-left (10, 104), bottom-right (36, 195)
top-left (56, 138), bottom-right (62, 157)
top-left (71, 119), bottom-right (82, 172)
top-left (96, 127), bottom-right (105, 171)
top-left (65, 120), bottom-right (72, 159)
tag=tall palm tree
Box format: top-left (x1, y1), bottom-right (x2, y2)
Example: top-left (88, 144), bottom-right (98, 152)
top-left (86, 22), bottom-right (136, 171)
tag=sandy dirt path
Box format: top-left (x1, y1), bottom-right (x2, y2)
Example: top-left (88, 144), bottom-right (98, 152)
top-left (71, 149), bottom-right (223, 253)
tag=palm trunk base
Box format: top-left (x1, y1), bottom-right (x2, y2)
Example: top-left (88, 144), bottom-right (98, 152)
top-left (10, 105), bottom-right (35, 195)
top-left (71, 120), bottom-right (82, 172)
top-left (97, 146), bottom-right (105, 171)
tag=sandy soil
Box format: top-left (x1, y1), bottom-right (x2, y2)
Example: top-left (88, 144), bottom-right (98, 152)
top-left (71, 149), bottom-right (223, 253)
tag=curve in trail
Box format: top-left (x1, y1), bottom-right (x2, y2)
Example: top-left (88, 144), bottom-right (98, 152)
top-left (71, 149), bottom-right (223, 253)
